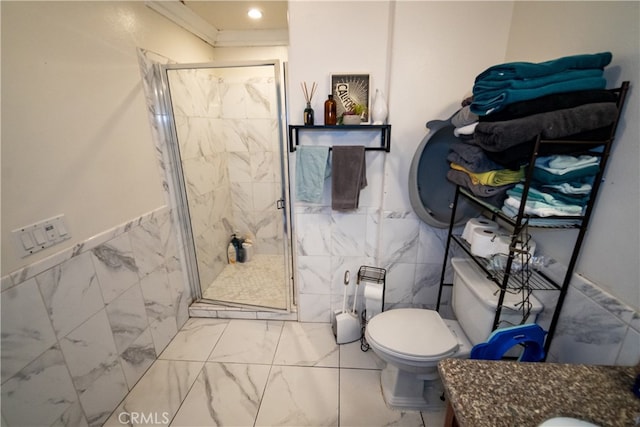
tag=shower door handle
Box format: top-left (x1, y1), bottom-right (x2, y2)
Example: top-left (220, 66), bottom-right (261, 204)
top-left (276, 199), bottom-right (285, 209)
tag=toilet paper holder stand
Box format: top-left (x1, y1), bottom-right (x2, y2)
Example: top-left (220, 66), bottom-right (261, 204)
top-left (358, 265), bottom-right (387, 315)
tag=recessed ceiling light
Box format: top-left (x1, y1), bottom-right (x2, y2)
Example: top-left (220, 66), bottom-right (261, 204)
top-left (248, 8), bottom-right (263, 20)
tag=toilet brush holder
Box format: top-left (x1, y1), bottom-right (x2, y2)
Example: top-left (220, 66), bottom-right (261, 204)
top-left (332, 271), bottom-right (362, 344)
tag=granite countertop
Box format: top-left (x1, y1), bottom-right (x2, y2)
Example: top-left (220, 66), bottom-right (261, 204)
top-left (438, 358), bottom-right (640, 427)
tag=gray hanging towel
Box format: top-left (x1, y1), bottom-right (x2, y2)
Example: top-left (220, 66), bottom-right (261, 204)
top-left (331, 145), bottom-right (367, 210)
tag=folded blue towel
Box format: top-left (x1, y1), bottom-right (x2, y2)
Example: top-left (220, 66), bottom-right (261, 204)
top-left (471, 76), bottom-right (607, 115)
top-left (474, 68), bottom-right (603, 92)
top-left (295, 146), bottom-right (330, 203)
top-left (475, 52), bottom-right (612, 82)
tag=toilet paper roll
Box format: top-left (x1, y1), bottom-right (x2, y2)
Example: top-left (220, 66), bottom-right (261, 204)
top-left (462, 218), bottom-right (499, 243)
top-left (363, 282), bottom-right (384, 321)
top-left (470, 228), bottom-right (502, 258)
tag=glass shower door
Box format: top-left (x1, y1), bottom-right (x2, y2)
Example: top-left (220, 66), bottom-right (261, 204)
top-left (163, 61), bottom-right (292, 310)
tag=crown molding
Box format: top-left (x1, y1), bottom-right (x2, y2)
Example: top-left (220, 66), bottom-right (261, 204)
top-left (145, 1), bottom-right (288, 48)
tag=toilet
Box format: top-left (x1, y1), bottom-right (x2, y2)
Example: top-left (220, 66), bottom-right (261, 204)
top-left (365, 257), bottom-right (544, 410)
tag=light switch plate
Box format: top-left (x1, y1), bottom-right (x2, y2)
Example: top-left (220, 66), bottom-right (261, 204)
top-left (12, 215), bottom-right (71, 257)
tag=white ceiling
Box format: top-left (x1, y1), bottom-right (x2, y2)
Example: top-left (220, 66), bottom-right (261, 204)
top-left (182, 1), bottom-right (288, 31)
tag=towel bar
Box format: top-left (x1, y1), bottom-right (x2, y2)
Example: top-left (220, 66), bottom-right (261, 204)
top-left (288, 124), bottom-right (391, 153)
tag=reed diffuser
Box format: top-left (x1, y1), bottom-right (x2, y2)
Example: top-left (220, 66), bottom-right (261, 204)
top-left (301, 81), bottom-right (317, 126)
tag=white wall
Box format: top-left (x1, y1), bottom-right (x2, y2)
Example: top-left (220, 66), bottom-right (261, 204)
top-left (288, 1), bottom-right (515, 321)
top-left (1, 1), bottom-right (217, 274)
top-left (506, 1), bottom-right (640, 310)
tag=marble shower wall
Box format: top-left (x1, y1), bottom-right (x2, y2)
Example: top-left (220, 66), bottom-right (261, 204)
top-left (167, 67), bottom-right (283, 290)
top-left (0, 207), bottom-right (190, 426)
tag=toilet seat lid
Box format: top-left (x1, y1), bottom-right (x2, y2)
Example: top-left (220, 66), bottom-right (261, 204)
top-left (366, 308), bottom-right (459, 359)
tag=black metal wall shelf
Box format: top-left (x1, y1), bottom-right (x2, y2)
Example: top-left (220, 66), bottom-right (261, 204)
top-left (288, 124), bottom-right (391, 153)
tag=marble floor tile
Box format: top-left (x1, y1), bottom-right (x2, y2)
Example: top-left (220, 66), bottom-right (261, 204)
top-left (208, 319), bottom-right (283, 364)
top-left (339, 340), bottom-right (385, 370)
top-left (255, 365), bottom-right (339, 426)
top-left (103, 318), bottom-right (445, 426)
top-left (273, 322), bottom-right (339, 367)
top-left (159, 318), bottom-right (228, 361)
top-left (340, 368), bottom-right (424, 426)
top-left (171, 362), bottom-right (271, 426)
top-left (103, 360), bottom-right (203, 426)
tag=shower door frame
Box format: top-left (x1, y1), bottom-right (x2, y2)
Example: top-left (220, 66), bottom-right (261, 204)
top-left (154, 59), bottom-right (295, 312)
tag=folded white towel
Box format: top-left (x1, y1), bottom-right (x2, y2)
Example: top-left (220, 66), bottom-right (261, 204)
top-left (535, 154), bottom-right (599, 175)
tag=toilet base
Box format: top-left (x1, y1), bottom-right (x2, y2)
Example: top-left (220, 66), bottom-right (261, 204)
top-left (380, 364), bottom-right (446, 411)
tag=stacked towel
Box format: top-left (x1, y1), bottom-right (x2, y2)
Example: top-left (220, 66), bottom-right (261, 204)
top-left (501, 154), bottom-right (601, 219)
top-left (442, 52), bottom-right (618, 219)
top-left (471, 52), bottom-right (612, 115)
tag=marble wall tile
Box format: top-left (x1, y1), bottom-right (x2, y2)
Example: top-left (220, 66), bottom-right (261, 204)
top-left (251, 151), bottom-right (277, 182)
top-left (1, 278), bottom-right (57, 383)
top-left (58, 310), bottom-right (128, 426)
top-left (119, 328), bottom-right (157, 390)
top-left (140, 267), bottom-right (178, 354)
top-left (364, 209), bottom-right (380, 258)
top-left (91, 233), bottom-right (139, 304)
top-left (380, 263), bottom-right (417, 308)
top-left (36, 252), bottom-right (104, 339)
top-left (231, 181), bottom-right (254, 212)
top-left (295, 212), bottom-right (332, 256)
top-left (245, 119), bottom-right (275, 152)
top-left (329, 256), bottom-right (375, 298)
top-left (252, 181), bottom-right (277, 212)
top-left (570, 273), bottom-right (636, 324)
top-left (548, 286), bottom-right (629, 365)
top-left (105, 284), bottom-right (148, 354)
top-left (616, 324), bottom-right (640, 365)
top-left (380, 213), bottom-right (420, 265)
top-left (295, 256), bottom-right (332, 296)
top-left (172, 362), bottom-right (271, 426)
top-left (221, 82), bottom-right (248, 118)
top-left (228, 151), bottom-right (252, 182)
top-left (221, 119), bottom-right (249, 152)
top-left (130, 220), bottom-right (165, 279)
top-left (417, 222), bottom-right (449, 264)
top-left (297, 293), bottom-right (331, 323)
top-left (1, 345), bottom-right (77, 427)
top-left (331, 213), bottom-right (368, 257)
top-left (254, 210), bottom-right (284, 253)
top-left (414, 262), bottom-right (447, 309)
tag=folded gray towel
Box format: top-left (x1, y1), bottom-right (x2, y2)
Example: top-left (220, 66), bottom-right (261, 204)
top-left (473, 102), bottom-right (618, 152)
top-left (331, 146), bottom-right (367, 210)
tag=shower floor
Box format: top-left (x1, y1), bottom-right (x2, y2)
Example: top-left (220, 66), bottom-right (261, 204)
top-left (202, 254), bottom-right (288, 309)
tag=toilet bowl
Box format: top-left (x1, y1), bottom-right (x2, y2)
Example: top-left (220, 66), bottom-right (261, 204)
top-left (365, 258), bottom-right (544, 410)
top-left (365, 309), bottom-right (472, 410)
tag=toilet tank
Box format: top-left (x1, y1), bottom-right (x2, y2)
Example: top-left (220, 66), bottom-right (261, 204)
top-left (451, 257), bottom-right (544, 345)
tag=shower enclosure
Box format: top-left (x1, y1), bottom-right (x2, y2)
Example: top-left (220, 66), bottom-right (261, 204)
top-left (156, 60), bottom-right (293, 311)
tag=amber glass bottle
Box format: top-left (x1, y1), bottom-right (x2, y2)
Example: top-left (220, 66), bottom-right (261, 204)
top-left (324, 94), bottom-right (337, 125)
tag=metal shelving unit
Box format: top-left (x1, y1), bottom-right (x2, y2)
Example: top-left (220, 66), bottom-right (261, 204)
top-left (436, 81), bottom-right (630, 356)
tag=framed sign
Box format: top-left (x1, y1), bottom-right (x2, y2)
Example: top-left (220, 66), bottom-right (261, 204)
top-left (330, 73), bottom-right (371, 123)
